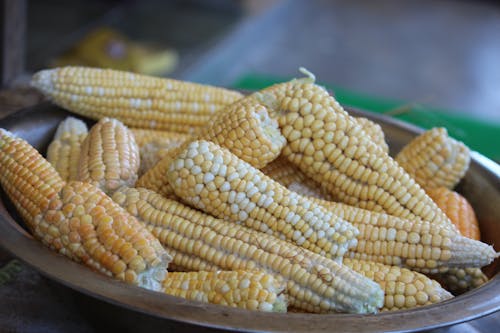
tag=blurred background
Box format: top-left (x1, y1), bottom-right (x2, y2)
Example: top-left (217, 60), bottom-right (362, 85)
top-left (2, 0), bottom-right (499, 160)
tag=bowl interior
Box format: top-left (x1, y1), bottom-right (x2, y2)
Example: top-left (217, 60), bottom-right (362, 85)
top-left (0, 103), bottom-right (499, 333)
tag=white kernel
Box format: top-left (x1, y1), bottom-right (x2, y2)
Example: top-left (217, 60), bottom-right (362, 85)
top-left (185, 159), bottom-right (194, 169)
top-left (181, 281), bottom-right (190, 290)
top-left (228, 191), bottom-right (236, 203)
top-left (203, 93), bottom-right (211, 102)
top-left (239, 278), bottom-right (250, 289)
top-left (267, 190), bottom-right (275, 198)
top-left (257, 195), bottom-right (267, 206)
top-left (192, 165), bottom-right (202, 175)
top-left (245, 202), bottom-right (256, 213)
top-left (304, 211), bottom-right (314, 220)
top-left (203, 173), bottom-right (215, 183)
top-left (175, 101), bottom-right (181, 110)
top-left (194, 184), bottom-right (204, 194)
top-left (175, 159), bottom-right (184, 169)
top-left (292, 230), bottom-right (301, 240)
top-left (98, 87), bottom-right (105, 96)
top-left (238, 211), bottom-right (248, 221)
top-left (263, 197), bottom-right (273, 208)
top-left (205, 151), bottom-right (214, 162)
top-left (304, 228), bottom-right (313, 238)
top-left (318, 230), bottom-right (325, 238)
top-left (227, 173), bottom-right (238, 182)
top-left (210, 163), bottom-right (220, 174)
top-left (218, 164), bottom-right (227, 177)
top-left (231, 204), bottom-right (240, 214)
top-left (199, 141), bottom-right (209, 153)
top-left (187, 149), bottom-right (198, 159)
top-left (387, 228), bottom-right (397, 241)
top-left (285, 212), bottom-right (294, 223)
top-left (220, 182), bottom-right (231, 192)
top-left (258, 181), bottom-right (268, 192)
top-left (302, 201), bottom-right (311, 209)
top-left (214, 155), bottom-right (223, 165)
top-left (297, 236), bottom-right (306, 245)
top-left (292, 215), bottom-right (300, 225)
top-left (71, 95), bottom-right (79, 102)
top-left (85, 86), bottom-right (93, 94)
top-left (247, 186), bottom-right (258, 197)
top-left (236, 192), bottom-right (246, 203)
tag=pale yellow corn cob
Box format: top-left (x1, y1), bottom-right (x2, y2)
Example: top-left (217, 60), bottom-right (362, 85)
top-left (139, 137), bottom-right (186, 176)
top-left (0, 129), bottom-right (171, 290)
top-left (31, 66), bottom-right (244, 133)
top-left (196, 95), bottom-right (286, 169)
top-left (430, 267), bottom-right (488, 295)
top-left (163, 270), bottom-right (287, 312)
top-left (0, 129), bottom-right (65, 225)
top-left (78, 117), bottom-right (140, 194)
top-left (309, 198), bottom-right (497, 274)
top-left (261, 156), bottom-right (332, 200)
top-left (395, 127), bottom-right (470, 190)
top-left (137, 93), bottom-right (286, 196)
top-left (167, 140), bottom-right (359, 259)
top-left (355, 117), bottom-right (389, 154)
top-left (47, 117), bottom-right (88, 181)
top-left (130, 128), bottom-right (190, 148)
top-left (342, 258), bottom-right (453, 311)
top-left (112, 187), bottom-right (384, 314)
top-left (259, 72), bottom-right (455, 230)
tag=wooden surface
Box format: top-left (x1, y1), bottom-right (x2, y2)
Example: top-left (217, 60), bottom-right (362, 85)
top-left (0, 0), bottom-right (26, 87)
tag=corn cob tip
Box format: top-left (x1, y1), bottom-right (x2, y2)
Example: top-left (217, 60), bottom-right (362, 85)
top-left (53, 116), bottom-right (88, 139)
top-left (447, 234), bottom-right (498, 268)
top-left (137, 256), bottom-right (170, 292)
top-left (31, 68), bottom-right (56, 95)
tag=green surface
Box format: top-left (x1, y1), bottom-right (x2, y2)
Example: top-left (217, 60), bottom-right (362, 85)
top-left (233, 74), bottom-right (500, 162)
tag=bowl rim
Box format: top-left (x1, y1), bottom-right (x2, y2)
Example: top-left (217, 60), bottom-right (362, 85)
top-left (0, 103), bottom-right (499, 333)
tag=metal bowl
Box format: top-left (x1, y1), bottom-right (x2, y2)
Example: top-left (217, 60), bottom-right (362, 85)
top-left (0, 103), bottom-right (499, 332)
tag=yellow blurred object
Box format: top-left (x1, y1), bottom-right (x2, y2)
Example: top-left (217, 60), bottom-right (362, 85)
top-left (53, 28), bottom-right (178, 76)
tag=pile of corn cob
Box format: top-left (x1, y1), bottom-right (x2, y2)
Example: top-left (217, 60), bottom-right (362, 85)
top-left (0, 66), bottom-right (497, 316)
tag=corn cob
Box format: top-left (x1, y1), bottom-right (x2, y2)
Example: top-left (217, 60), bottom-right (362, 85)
top-left (167, 140), bottom-right (359, 259)
top-left (112, 187), bottom-right (384, 314)
top-left (0, 129), bottom-right (65, 225)
top-left (261, 156), bottom-right (332, 200)
top-left (430, 267), bottom-right (488, 295)
top-left (163, 270), bottom-right (287, 312)
top-left (425, 187), bottom-right (486, 293)
top-left (31, 66), bottom-right (244, 134)
top-left (426, 187), bottom-right (480, 240)
top-left (130, 128), bottom-right (190, 148)
top-left (78, 117), bottom-right (140, 195)
top-left (308, 198), bottom-right (497, 273)
top-left (139, 137), bottom-right (186, 176)
top-left (259, 72), bottom-right (455, 230)
top-left (0, 129), bottom-right (170, 290)
top-left (196, 95), bottom-right (286, 169)
top-left (354, 117), bottom-right (389, 154)
top-left (46, 117), bottom-right (88, 181)
top-left (395, 128), bottom-right (470, 190)
top-left (342, 258), bottom-right (453, 311)
top-left (137, 93), bottom-right (286, 196)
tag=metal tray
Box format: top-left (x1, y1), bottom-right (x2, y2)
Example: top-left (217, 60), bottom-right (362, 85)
top-left (0, 103), bottom-right (499, 332)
